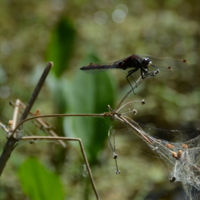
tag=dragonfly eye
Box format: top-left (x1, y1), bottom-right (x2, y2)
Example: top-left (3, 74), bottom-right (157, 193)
top-left (143, 57), bottom-right (151, 64)
top-left (141, 57), bottom-right (151, 68)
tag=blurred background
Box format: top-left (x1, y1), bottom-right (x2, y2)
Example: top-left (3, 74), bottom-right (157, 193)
top-left (0, 0), bottom-right (199, 199)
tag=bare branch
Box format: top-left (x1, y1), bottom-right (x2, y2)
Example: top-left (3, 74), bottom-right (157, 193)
top-left (19, 62), bottom-right (53, 123)
top-left (0, 62), bottom-right (53, 176)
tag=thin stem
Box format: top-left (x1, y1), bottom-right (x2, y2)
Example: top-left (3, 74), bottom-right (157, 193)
top-left (116, 71), bottom-right (159, 112)
top-left (116, 77), bottom-right (143, 111)
top-left (115, 114), bottom-right (153, 146)
top-left (12, 113), bottom-right (109, 135)
top-left (114, 114), bottom-right (175, 155)
top-left (21, 136), bottom-right (100, 200)
top-left (108, 129), bottom-right (120, 174)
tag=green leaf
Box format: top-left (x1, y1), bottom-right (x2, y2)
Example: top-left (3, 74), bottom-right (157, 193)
top-left (46, 18), bottom-right (76, 77)
top-left (18, 157), bottom-right (65, 200)
top-left (63, 54), bottom-right (117, 163)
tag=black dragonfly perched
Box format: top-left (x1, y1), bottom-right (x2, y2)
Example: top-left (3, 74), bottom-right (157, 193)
top-left (80, 54), bottom-right (189, 86)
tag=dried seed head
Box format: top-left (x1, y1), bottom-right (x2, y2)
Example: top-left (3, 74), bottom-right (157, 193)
top-left (177, 150), bottom-right (182, 158)
top-left (172, 151), bottom-right (178, 159)
top-left (132, 109), bottom-right (137, 115)
top-left (141, 99), bottom-right (145, 104)
top-left (166, 143), bottom-right (175, 149)
top-left (113, 152), bottom-right (118, 159)
top-left (170, 176), bottom-right (176, 182)
top-left (116, 170), bottom-right (121, 174)
top-left (182, 144), bottom-right (188, 149)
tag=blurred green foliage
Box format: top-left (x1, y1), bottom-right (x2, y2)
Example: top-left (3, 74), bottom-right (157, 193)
top-left (0, 0), bottom-right (199, 199)
top-left (18, 157), bottom-right (65, 200)
top-left (62, 54), bottom-right (116, 163)
top-left (46, 19), bottom-right (116, 163)
top-left (46, 18), bottom-right (76, 77)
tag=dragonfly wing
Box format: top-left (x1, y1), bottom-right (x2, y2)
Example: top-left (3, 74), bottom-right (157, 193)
top-left (140, 54), bottom-right (190, 71)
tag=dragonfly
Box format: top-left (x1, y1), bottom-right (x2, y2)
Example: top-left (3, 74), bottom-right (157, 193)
top-left (80, 54), bottom-right (189, 86)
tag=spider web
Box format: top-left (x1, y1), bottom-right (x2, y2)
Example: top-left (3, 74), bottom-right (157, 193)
top-left (118, 114), bottom-right (200, 200)
top-left (148, 131), bottom-right (200, 200)
top-left (106, 93), bottom-right (199, 199)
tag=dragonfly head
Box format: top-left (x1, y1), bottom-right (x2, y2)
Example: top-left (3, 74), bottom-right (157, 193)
top-left (141, 57), bottom-right (151, 69)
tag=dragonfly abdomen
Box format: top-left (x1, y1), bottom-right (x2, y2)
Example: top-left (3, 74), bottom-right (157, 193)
top-left (80, 63), bottom-right (118, 70)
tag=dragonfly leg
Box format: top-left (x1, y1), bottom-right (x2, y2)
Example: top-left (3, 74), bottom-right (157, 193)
top-left (126, 68), bottom-right (139, 93)
top-left (141, 64), bottom-right (159, 79)
top-left (141, 67), bottom-right (150, 79)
